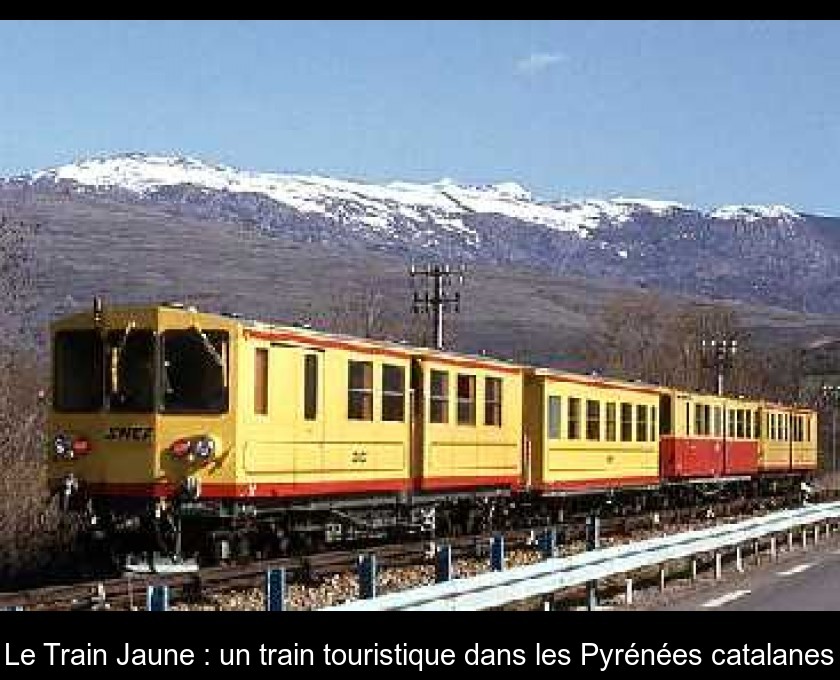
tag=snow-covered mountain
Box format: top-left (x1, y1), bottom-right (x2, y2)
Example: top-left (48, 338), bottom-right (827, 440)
top-left (23, 153), bottom-right (796, 239)
top-left (10, 153), bottom-right (840, 313)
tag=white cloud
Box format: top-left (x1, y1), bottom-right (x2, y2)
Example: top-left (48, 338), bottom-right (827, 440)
top-left (516, 51), bottom-right (567, 75)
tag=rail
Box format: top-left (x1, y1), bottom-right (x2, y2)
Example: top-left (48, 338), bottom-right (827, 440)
top-left (320, 501), bottom-right (840, 611)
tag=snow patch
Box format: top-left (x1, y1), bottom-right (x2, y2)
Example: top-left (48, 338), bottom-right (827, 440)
top-left (709, 205), bottom-right (801, 222)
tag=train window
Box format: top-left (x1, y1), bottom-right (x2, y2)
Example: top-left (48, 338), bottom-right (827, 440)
top-left (754, 411), bottom-right (761, 438)
top-left (637, 405), bottom-right (648, 442)
top-left (348, 361), bottom-right (373, 420)
top-left (382, 365), bottom-right (405, 422)
top-left (606, 402), bottom-right (617, 441)
top-left (650, 406), bottom-right (657, 441)
top-left (106, 329), bottom-right (155, 413)
top-left (746, 410), bottom-right (753, 439)
top-left (694, 404), bottom-right (703, 437)
top-left (485, 377), bottom-right (503, 427)
top-left (736, 410), bottom-right (745, 438)
top-left (53, 330), bottom-right (104, 413)
top-left (568, 397), bottom-right (581, 439)
top-left (429, 370), bottom-right (449, 424)
top-left (547, 396), bottom-right (562, 439)
top-left (457, 374), bottom-right (476, 426)
top-left (781, 414), bottom-right (787, 441)
top-left (161, 329), bottom-right (229, 414)
top-left (806, 416), bottom-right (811, 442)
top-left (254, 348), bottom-right (269, 415)
top-left (621, 403), bottom-right (633, 442)
top-left (770, 413), bottom-right (776, 440)
top-left (586, 400), bottom-right (600, 441)
top-left (727, 409), bottom-right (736, 438)
top-left (685, 403), bottom-right (691, 436)
top-left (659, 395), bottom-right (672, 435)
top-left (304, 354), bottom-right (318, 421)
top-left (714, 407), bottom-right (722, 437)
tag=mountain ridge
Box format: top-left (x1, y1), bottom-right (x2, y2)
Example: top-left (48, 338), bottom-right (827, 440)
top-left (7, 152), bottom-right (840, 316)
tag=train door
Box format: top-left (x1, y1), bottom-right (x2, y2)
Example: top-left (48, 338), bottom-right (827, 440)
top-left (242, 341), bottom-right (297, 487)
top-left (295, 349), bottom-right (326, 486)
top-left (409, 359), bottom-right (425, 492)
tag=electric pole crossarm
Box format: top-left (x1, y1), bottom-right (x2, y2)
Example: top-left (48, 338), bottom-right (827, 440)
top-left (409, 263), bottom-right (465, 350)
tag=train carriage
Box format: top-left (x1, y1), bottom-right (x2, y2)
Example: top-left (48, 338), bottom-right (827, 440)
top-left (240, 322), bottom-right (414, 499)
top-left (659, 390), bottom-right (760, 481)
top-left (413, 350), bottom-right (524, 493)
top-left (523, 370), bottom-right (661, 493)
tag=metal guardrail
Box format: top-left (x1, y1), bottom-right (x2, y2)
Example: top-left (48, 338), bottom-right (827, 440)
top-left (321, 501), bottom-right (840, 611)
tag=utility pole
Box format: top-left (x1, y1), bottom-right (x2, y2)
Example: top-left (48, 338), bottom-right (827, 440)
top-left (821, 384), bottom-right (840, 474)
top-left (701, 338), bottom-right (738, 473)
top-left (410, 263), bottom-right (465, 350)
top-left (701, 338), bottom-right (738, 397)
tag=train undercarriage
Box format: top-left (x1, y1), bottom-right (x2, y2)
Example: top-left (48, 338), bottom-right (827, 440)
top-left (61, 472), bottom-right (812, 573)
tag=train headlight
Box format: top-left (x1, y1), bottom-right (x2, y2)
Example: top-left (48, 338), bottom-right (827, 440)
top-left (170, 436), bottom-right (216, 463)
top-left (171, 439), bottom-right (192, 459)
top-left (53, 434), bottom-right (92, 460)
top-left (71, 437), bottom-right (92, 457)
top-left (193, 436), bottom-right (216, 461)
top-left (53, 434), bottom-right (72, 460)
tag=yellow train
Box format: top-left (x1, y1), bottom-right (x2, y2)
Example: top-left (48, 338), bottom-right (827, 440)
top-left (47, 302), bottom-right (818, 563)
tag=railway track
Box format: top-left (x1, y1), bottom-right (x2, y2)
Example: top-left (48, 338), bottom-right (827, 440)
top-left (0, 491), bottom-right (825, 611)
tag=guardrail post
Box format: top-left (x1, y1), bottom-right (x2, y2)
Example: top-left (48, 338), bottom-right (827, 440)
top-left (436, 544), bottom-right (452, 583)
top-left (802, 528), bottom-right (808, 550)
top-left (539, 527), bottom-right (557, 559)
top-left (788, 530), bottom-right (794, 552)
top-left (586, 513), bottom-right (600, 610)
top-left (265, 568), bottom-right (286, 611)
top-left (770, 536), bottom-right (777, 561)
top-left (753, 540), bottom-right (760, 566)
top-left (814, 524), bottom-right (820, 545)
top-left (358, 554), bottom-right (377, 599)
top-left (490, 534), bottom-right (505, 572)
top-left (735, 546), bottom-right (744, 573)
top-left (586, 515), bottom-right (601, 550)
top-left (690, 558), bottom-right (698, 582)
top-left (714, 552), bottom-right (722, 580)
top-left (146, 585), bottom-right (169, 611)
top-left (659, 564), bottom-right (667, 592)
top-left (625, 578), bottom-right (633, 605)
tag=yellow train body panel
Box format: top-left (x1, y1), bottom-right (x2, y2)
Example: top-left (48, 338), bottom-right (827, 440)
top-left (525, 371), bottom-right (660, 491)
top-left (416, 354), bottom-right (523, 491)
top-left (759, 405), bottom-right (818, 472)
top-left (236, 327), bottom-right (413, 496)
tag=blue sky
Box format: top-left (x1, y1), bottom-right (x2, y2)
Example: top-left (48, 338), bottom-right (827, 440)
top-left (2, 20), bottom-right (840, 214)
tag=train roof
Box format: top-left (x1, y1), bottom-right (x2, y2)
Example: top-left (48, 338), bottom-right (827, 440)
top-left (531, 367), bottom-right (665, 396)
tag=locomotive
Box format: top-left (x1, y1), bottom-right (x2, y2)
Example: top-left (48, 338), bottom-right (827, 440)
top-left (47, 301), bottom-right (818, 567)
